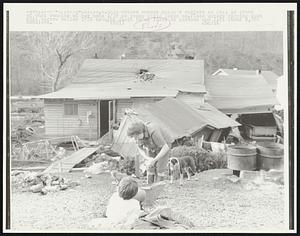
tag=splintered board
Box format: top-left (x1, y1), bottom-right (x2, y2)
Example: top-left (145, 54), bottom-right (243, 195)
top-left (43, 146), bottom-right (100, 174)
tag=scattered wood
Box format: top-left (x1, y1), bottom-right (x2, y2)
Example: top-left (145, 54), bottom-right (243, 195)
top-left (43, 146), bottom-right (100, 174)
top-left (12, 166), bottom-right (47, 172)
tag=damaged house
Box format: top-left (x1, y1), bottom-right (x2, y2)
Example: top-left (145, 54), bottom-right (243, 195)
top-left (40, 59), bottom-right (235, 140)
top-left (39, 59), bottom-right (239, 147)
top-left (206, 69), bottom-right (280, 142)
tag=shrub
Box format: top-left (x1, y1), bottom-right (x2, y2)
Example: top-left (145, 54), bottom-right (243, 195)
top-left (119, 158), bottom-right (135, 175)
top-left (171, 145), bottom-right (227, 172)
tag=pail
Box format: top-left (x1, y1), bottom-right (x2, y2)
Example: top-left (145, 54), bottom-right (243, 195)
top-left (257, 142), bottom-right (284, 171)
top-left (227, 145), bottom-right (257, 170)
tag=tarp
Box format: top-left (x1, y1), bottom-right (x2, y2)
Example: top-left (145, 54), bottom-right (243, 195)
top-left (205, 74), bottom-right (279, 114)
top-left (39, 59), bottom-right (205, 99)
top-left (111, 97), bottom-right (239, 158)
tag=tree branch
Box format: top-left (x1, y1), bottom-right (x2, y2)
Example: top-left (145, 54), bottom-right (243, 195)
top-left (56, 49), bottom-right (63, 63)
top-left (40, 64), bottom-right (56, 81)
top-left (61, 53), bottom-right (72, 65)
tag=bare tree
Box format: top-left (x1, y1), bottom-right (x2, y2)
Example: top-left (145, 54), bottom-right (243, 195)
top-left (24, 32), bottom-right (96, 91)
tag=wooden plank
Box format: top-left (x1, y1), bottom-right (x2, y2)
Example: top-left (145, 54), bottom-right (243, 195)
top-left (12, 166), bottom-right (47, 171)
top-left (42, 146), bottom-right (100, 174)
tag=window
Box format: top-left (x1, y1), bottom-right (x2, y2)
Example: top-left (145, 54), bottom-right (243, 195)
top-left (64, 104), bottom-right (78, 116)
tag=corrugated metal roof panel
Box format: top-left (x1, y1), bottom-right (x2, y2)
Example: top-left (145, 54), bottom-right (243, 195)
top-left (73, 59), bottom-right (205, 85)
top-left (213, 69), bottom-right (279, 90)
top-left (205, 74), bottom-right (278, 114)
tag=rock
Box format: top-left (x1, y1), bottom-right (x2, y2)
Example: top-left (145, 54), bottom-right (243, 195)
top-left (30, 183), bottom-right (44, 193)
top-left (51, 180), bottom-right (60, 185)
top-left (45, 179), bottom-right (52, 186)
top-left (60, 184), bottom-right (68, 190)
top-left (40, 173), bottom-right (52, 184)
top-left (43, 185), bottom-right (60, 192)
top-left (226, 175), bottom-right (240, 183)
top-left (24, 171), bottom-right (39, 182)
top-left (40, 188), bottom-right (48, 195)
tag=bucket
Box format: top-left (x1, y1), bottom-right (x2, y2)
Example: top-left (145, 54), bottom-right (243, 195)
top-left (256, 142), bottom-right (284, 171)
top-left (227, 145), bottom-right (257, 171)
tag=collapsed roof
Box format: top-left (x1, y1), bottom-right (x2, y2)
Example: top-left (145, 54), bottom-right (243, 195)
top-left (112, 97), bottom-right (239, 158)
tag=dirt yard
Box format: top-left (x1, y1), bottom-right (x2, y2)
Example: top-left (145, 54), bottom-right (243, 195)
top-left (11, 169), bottom-right (286, 232)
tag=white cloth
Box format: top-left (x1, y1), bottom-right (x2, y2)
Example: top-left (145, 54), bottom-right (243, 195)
top-left (106, 192), bottom-right (141, 226)
top-left (210, 142), bottom-right (226, 153)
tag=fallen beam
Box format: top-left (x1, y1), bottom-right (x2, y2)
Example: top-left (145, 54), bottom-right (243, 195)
top-left (42, 146), bottom-right (100, 174)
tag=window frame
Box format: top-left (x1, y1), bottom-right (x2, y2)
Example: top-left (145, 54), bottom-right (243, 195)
top-left (63, 103), bottom-right (79, 116)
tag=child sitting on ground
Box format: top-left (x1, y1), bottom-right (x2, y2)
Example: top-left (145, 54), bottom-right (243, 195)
top-left (88, 176), bottom-right (146, 230)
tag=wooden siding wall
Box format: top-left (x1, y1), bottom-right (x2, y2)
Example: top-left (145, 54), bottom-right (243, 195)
top-left (44, 99), bottom-right (97, 139)
top-left (176, 92), bottom-right (205, 107)
top-left (116, 99), bottom-right (133, 122)
top-left (45, 97), bottom-right (164, 139)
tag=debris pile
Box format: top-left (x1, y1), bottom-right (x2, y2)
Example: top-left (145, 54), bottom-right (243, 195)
top-left (136, 69), bottom-right (156, 82)
top-left (74, 146), bottom-right (120, 169)
top-left (11, 170), bottom-right (80, 194)
top-left (83, 161), bottom-right (111, 175)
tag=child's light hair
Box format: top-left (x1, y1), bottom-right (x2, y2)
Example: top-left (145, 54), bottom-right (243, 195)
top-left (118, 176), bottom-right (139, 200)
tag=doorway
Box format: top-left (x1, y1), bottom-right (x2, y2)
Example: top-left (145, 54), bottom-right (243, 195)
top-left (100, 100), bottom-right (109, 137)
top-left (98, 100), bottom-right (115, 138)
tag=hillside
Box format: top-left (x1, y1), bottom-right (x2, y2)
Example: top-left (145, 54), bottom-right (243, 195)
top-left (9, 31), bottom-right (283, 95)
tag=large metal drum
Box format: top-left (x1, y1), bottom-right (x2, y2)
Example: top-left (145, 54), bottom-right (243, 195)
top-left (227, 145), bottom-right (257, 171)
top-left (256, 142), bottom-right (284, 171)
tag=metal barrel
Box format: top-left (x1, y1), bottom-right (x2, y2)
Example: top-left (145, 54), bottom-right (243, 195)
top-left (227, 145), bottom-right (257, 171)
top-left (256, 142), bottom-right (284, 171)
